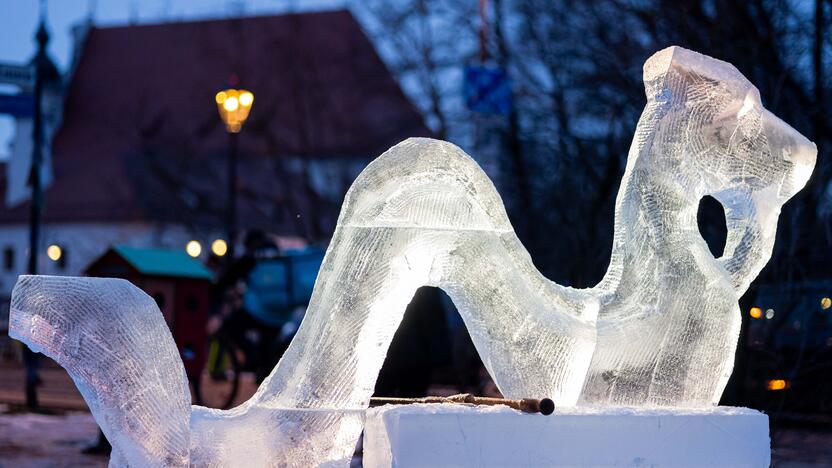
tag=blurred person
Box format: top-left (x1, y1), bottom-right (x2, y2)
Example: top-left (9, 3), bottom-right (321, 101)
top-left (212, 230), bottom-right (297, 382)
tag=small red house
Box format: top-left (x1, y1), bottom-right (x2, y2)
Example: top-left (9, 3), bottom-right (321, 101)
top-left (84, 246), bottom-right (212, 378)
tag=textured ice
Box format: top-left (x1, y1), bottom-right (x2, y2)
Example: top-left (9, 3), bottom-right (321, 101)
top-left (10, 276), bottom-right (190, 466)
top-left (580, 46), bottom-right (816, 406)
top-left (7, 46), bottom-right (816, 466)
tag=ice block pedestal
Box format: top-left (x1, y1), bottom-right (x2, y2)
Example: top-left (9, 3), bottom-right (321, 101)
top-left (363, 404), bottom-right (770, 467)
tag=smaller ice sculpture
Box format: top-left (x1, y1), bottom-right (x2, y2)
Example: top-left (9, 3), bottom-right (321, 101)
top-left (8, 46), bottom-right (816, 467)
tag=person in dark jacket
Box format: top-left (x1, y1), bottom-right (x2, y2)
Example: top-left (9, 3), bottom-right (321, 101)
top-left (212, 230), bottom-right (284, 382)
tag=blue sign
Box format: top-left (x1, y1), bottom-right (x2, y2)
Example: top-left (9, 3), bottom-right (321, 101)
top-left (0, 93), bottom-right (34, 117)
top-left (0, 63), bottom-right (34, 87)
top-left (463, 66), bottom-right (512, 116)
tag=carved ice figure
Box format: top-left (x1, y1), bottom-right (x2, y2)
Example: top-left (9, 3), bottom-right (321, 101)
top-left (10, 139), bottom-right (598, 466)
top-left (579, 46), bottom-right (816, 406)
top-left (7, 46), bottom-right (816, 466)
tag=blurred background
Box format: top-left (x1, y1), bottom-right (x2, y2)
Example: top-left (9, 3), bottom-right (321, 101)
top-left (0, 0), bottom-right (829, 466)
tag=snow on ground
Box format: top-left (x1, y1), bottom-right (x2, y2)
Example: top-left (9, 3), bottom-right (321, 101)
top-left (0, 404), bottom-right (830, 466)
top-left (0, 407), bottom-right (106, 468)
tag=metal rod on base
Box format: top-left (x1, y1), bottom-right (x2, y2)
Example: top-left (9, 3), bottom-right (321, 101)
top-left (370, 393), bottom-right (555, 415)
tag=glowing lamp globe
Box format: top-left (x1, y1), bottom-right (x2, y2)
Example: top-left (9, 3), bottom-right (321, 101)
top-left (215, 89), bottom-right (254, 133)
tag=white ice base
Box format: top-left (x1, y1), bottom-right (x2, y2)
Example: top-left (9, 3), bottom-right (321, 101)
top-left (363, 404), bottom-right (769, 467)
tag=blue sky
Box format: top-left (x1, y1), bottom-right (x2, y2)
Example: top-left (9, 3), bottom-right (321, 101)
top-left (0, 0), bottom-right (347, 158)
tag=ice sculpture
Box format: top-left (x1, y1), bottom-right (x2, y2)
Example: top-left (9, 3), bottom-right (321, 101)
top-left (8, 46), bottom-right (816, 466)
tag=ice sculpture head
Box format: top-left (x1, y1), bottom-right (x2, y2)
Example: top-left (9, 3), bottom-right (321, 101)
top-left (762, 109), bottom-right (817, 196)
top-left (639, 46), bottom-right (817, 297)
top-left (644, 46), bottom-right (816, 203)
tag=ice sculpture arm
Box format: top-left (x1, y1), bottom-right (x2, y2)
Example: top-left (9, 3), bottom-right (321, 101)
top-left (9, 275), bottom-right (191, 467)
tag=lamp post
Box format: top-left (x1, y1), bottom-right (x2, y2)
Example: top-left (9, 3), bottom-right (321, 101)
top-left (22, 6), bottom-right (54, 412)
top-left (215, 88), bottom-right (253, 262)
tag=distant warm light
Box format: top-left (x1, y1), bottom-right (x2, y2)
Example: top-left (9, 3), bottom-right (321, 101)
top-left (749, 307), bottom-right (762, 319)
top-left (822, 297), bottom-right (831, 310)
top-left (222, 96), bottom-right (239, 112)
top-left (215, 88), bottom-right (254, 133)
top-left (765, 309), bottom-right (775, 320)
top-left (186, 240), bottom-right (202, 258)
top-left (46, 244), bottom-right (62, 261)
top-left (239, 91), bottom-right (254, 107)
top-left (211, 239), bottom-right (228, 257)
top-left (766, 379), bottom-right (788, 391)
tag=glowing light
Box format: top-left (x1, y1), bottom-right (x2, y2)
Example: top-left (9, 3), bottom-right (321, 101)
top-left (222, 96), bottom-right (239, 112)
top-left (239, 91), bottom-right (254, 107)
top-left (765, 309), bottom-right (775, 320)
top-left (215, 88), bottom-right (254, 133)
top-left (822, 297), bottom-right (831, 310)
top-left (766, 379), bottom-right (788, 391)
top-left (211, 239), bottom-right (228, 257)
top-left (749, 307), bottom-right (762, 319)
top-left (47, 244), bottom-right (62, 261)
top-left (186, 240), bottom-right (202, 258)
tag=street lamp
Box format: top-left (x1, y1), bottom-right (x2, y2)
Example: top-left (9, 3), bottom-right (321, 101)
top-left (23, 1), bottom-right (55, 412)
top-left (215, 88), bottom-right (254, 261)
top-left (216, 89), bottom-right (254, 133)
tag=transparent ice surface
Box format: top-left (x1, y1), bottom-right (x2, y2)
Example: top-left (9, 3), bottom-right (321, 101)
top-left (8, 46), bottom-right (816, 466)
top-left (9, 138), bottom-right (597, 466)
top-left (187, 136), bottom-right (598, 466)
top-left (579, 46), bottom-right (816, 406)
top-left (10, 276), bottom-right (190, 467)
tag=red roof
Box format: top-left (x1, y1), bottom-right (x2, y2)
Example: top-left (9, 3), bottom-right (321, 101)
top-left (1, 10), bottom-right (430, 238)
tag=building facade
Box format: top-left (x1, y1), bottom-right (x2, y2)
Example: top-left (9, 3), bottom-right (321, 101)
top-left (0, 10), bottom-right (430, 301)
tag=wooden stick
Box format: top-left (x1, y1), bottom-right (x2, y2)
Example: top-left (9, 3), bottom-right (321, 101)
top-left (369, 393), bottom-right (555, 415)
